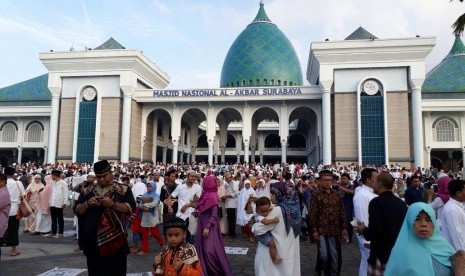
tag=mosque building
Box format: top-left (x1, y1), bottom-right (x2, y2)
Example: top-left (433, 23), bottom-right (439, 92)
top-left (0, 2), bottom-right (463, 171)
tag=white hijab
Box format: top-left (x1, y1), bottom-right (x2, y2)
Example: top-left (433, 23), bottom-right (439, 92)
top-left (236, 180), bottom-right (257, 226)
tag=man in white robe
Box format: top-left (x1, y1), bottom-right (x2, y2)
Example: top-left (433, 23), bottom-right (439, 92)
top-left (442, 179), bottom-right (465, 250)
top-left (353, 168), bottom-right (378, 276)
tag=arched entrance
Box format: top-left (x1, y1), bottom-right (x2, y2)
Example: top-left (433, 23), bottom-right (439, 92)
top-left (216, 108), bottom-right (242, 164)
top-left (145, 109), bottom-right (172, 163)
top-left (289, 106), bottom-right (318, 164)
top-left (253, 107), bottom-right (280, 164)
top-left (181, 108), bottom-right (206, 164)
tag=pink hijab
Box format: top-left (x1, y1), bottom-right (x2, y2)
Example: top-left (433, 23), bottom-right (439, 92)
top-left (197, 176), bottom-right (218, 213)
top-left (37, 175), bottom-right (53, 214)
top-left (436, 176), bottom-right (452, 204)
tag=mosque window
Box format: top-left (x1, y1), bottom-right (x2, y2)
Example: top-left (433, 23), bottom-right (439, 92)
top-left (249, 80), bottom-right (253, 86)
top-left (360, 79), bottom-right (385, 165)
top-left (284, 81), bottom-right (287, 86)
top-left (256, 79), bottom-right (260, 86)
top-left (231, 82), bottom-right (234, 87)
top-left (0, 122), bottom-right (17, 142)
top-left (237, 81), bottom-right (240, 87)
top-left (271, 79), bottom-right (274, 85)
top-left (242, 80), bottom-right (246, 86)
top-left (290, 82), bottom-right (293, 86)
top-left (264, 79), bottom-right (267, 85)
top-left (434, 118), bottom-right (458, 142)
top-left (25, 122), bottom-right (44, 142)
top-left (278, 80), bottom-right (281, 86)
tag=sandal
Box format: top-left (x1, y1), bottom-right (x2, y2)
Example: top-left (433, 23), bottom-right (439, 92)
top-left (11, 252), bottom-right (21, 257)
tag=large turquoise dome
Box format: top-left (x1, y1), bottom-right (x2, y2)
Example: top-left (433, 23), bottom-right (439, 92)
top-left (220, 2), bottom-right (303, 88)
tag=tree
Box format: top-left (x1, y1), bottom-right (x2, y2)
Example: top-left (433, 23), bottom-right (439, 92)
top-left (452, 0), bottom-right (465, 35)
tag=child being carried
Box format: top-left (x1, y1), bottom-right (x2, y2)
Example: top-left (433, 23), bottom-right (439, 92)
top-left (254, 196), bottom-right (282, 264)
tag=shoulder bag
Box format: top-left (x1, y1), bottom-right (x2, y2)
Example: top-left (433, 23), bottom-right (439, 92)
top-left (15, 181), bottom-right (33, 219)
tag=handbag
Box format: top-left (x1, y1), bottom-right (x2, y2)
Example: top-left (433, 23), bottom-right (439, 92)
top-left (96, 208), bottom-right (127, 257)
top-left (15, 181), bottom-right (32, 219)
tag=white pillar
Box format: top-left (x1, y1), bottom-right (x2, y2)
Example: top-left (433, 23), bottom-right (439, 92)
top-left (44, 146), bottom-right (48, 164)
top-left (121, 94), bottom-right (132, 163)
top-left (237, 154), bottom-right (240, 164)
top-left (172, 140), bottom-right (179, 164)
top-left (251, 145), bottom-right (256, 164)
top-left (411, 87), bottom-right (424, 168)
top-left (17, 147), bottom-right (22, 165)
top-left (162, 147), bottom-right (167, 164)
top-left (191, 146), bottom-right (196, 163)
top-left (322, 88), bottom-right (332, 165)
top-left (426, 147), bottom-right (431, 169)
top-left (281, 139), bottom-right (287, 164)
top-left (244, 140), bottom-right (250, 164)
top-left (47, 94), bottom-right (60, 163)
top-left (214, 154), bottom-right (218, 164)
top-left (260, 154), bottom-right (264, 165)
top-left (462, 149), bottom-right (465, 170)
top-left (208, 140), bottom-right (214, 165)
top-left (187, 153), bottom-right (191, 164)
top-left (220, 146), bottom-right (225, 164)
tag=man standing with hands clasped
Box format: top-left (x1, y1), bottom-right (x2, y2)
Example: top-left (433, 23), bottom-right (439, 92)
top-left (44, 170), bottom-right (68, 238)
top-left (310, 170), bottom-right (348, 276)
top-left (74, 160), bottom-right (136, 276)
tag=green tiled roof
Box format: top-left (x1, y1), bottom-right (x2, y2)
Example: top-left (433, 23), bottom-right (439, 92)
top-left (0, 74), bottom-right (51, 101)
top-left (345, 27), bottom-right (378, 40)
top-left (422, 36), bottom-right (465, 93)
top-left (220, 2), bottom-right (302, 87)
top-left (94, 37), bottom-right (125, 50)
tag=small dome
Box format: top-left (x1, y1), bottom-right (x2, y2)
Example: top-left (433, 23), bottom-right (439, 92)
top-left (423, 35), bottom-right (465, 93)
top-left (220, 2), bottom-right (303, 88)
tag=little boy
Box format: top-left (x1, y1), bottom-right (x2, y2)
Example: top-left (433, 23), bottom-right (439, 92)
top-left (152, 217), bottom-right (201, 276)
top-left (254, 196), bottom-right (282, 264)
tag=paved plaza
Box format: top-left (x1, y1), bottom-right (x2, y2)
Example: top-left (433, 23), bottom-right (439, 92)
top-left (0, 209), bottom-right (361, 276)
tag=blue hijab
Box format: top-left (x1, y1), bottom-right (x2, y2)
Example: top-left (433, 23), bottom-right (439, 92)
top-left (385, 202), bottom-right (455, 275)
top-left (142, 181), bottom-right (159, 215)
top-left (270, 180), bottom-right (301, 238)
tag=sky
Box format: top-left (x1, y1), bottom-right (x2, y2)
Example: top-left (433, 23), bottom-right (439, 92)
top-left (0, 0), bottom-right (464, 89)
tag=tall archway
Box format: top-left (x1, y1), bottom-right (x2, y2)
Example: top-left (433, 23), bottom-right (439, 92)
top-left (181, 108), bottom-right (207, 163)
top-left (145, 109), bottom-right (171, 163)
top-left (216, 108), bottom-right (242, 164)
top-left (252, 107), bottom-right (280, 164)
top-left (289, 106), bottom-right (318, 164)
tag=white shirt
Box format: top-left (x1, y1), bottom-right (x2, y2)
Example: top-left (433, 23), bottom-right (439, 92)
top-left (224, 180), bottom-right (239, 209)
top-left (7, 178), bottom-right (25, 217)
top-left (353, 184), bottom-right (377, 245)
top-left (49, 179), bottom-right (69, 208)
top-left (171, 183), bottom-right (202, 220)
top-left (442, 198), bottom-right (465, 250)
top-left (132, 181), bottom-right (147, 200)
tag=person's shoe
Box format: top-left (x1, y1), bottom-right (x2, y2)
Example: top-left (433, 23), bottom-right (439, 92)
top-left (137, 251), bottom-right (149, 255)
top-left (42, 233), bottom-right (53, 237)
top-left (73, 247), bottom-right (82, 252)
top-left (53, 234), bottom-right (63, 238)
top-left (30, 232), bottom-right (40, 235)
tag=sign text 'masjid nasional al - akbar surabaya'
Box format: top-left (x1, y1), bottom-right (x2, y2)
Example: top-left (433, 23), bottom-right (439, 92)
top-left (152, 87), bottom-right (302, 97)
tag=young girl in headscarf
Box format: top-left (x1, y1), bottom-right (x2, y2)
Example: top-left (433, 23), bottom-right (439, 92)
top-left (385, 202), bottom-right (456, 275)
top-left (25, 175), bottom-right (44, 233)
top-left (236, 179), bottom-right (257, 242)
top-left (195, 175), bottom-right (233, 276)
top-left (139, 181), bottom-right (164, 255)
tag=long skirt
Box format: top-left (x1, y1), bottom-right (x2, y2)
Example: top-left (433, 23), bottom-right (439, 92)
top-left (35, 211), bottom-right (52, 233)
top-left (25, 209), bottom-right (38, 232)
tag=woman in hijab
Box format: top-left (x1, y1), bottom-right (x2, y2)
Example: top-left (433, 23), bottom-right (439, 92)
top-left (216, 176), bottom-right (228, 235)
top-left (25, 175), bottom-right (44, 234)
top-left (427, 175), bottom-right (451, 230)
top-left (139, 181), bottom-right (164, 255)
top-left (0, 174), bottom-right (11, 260)
top-left (385, 202), bottom-right (455, 275)
top-left (236, 179), bottom-right (257, 242)
top-left (34, 174), bottom-right (53, 235)
top-left (253, 180), bottom-right (301, 276)
top-left (196, 175), bottom-right (233, 276)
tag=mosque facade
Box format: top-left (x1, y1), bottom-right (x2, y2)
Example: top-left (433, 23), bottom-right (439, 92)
top-left (0, 2), bottom-right (463, 171)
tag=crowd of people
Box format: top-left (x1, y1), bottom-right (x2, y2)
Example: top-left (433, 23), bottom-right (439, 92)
top-left (0, 160), bottom-right (465, 275)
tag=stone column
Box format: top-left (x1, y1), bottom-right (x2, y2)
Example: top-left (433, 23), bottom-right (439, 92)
top-left (251, 145), bottom-right (256, 164)
top-left (17, 147), bottom-right (22, 164)
top-left (322, 88), bottom-right (331, 165)
top-left (47, 94), bottom-right (60, 163)
top-left (208, 140), bottom-right (214, 165)
top-left (426, 147), bottom-right (431, 169)
top-left (220, 145), bottom-right (226, 164)
top-left (172, 140), bottom-right (179, 164)
top-left (44, 146), bottom-right (48, 164)
top-left (281, 139), bottom-right (287, 164)
top-left (462, 148), bottom-right (465, 170)
top-left (191, 145), bottom-right (197, 163)
top-left (162, 147), bottom-right (167, 164)
top-left (243, 139), bottom-right (250, 164)
top-left (120, 93), bottom-right (132, 163)
top-left (411, 87), bottom-right (424, 168)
